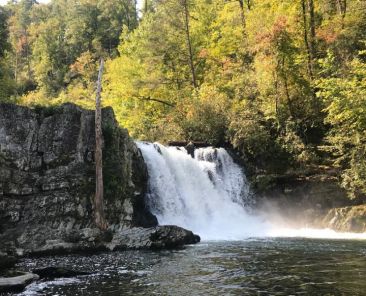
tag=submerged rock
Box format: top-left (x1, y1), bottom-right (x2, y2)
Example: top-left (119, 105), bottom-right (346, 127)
top-left (33, 267), bottom-right (91, 279)
top-left (0, 272), bottom-right (39, 293)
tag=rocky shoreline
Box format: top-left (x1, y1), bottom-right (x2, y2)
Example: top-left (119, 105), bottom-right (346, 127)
top-left (0, 225), bottom-right (200, 293)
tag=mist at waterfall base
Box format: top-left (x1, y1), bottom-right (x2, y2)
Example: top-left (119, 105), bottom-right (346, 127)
top-left (137, 142), bottom-right (366, 241)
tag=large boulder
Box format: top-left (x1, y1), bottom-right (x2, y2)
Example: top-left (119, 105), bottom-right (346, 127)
top-left (0, 103), bottom-right (158, 255)
top-left (21, 226), bottom-right (200, 256)
top-left (108, 225), bottom-right (200, 250)
top-left (0, 252), bottom-right (17, 272)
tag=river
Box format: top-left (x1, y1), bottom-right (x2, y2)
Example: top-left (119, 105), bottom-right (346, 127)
top-left (17, 238), bottom-right (366, 295)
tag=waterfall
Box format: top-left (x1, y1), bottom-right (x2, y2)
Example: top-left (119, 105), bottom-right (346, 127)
top-left (137, 142), bottom-right (269, 240)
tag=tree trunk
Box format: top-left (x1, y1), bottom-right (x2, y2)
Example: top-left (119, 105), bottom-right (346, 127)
top-left (14, 51), bottom-right (18, 84)
top-left (273, 68), bottom-right (279, 119)
top-left (336, 0), bottom-right (342, 14)
top-left (337, 0), bottom-right (347, 27)
top-left (301, 0), bottom-right (314, 80)
top-left (144, 0), bottom-right (148, 14)
top-left (342, 0), bottom-right (347, 17)
top-left (304, 0), bottom-right (318, 105)
top-left (281, 57), bottom-right (295, 118)
top-left (182, 0), bottom-right (197, 88)
top-left (94, 58), bottom-right (107, 231)
top-left (238, 0), bottom-right (246, 31)
top-left (341, 0), bottom-right (347, 27)
top-left (24, 28), bottom-right (31, 81)
top-left (308, 0), bottom-right (316, 64)
top-left (247, 0), bottom-right (251, 10)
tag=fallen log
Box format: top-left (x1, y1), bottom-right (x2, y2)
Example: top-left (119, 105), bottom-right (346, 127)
top-left (167, 141), bottom-right (210, 147)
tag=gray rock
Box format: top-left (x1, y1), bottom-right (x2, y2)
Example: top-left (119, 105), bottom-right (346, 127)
top-left (255, 173), bottom-right (352, 228)
top-left (25, 226), bottom-right (201, 255)
top-left (0, 103), bottom-right (157, 255)
top-left (0, 103), bottom-right (198, 257)
top-left (322, 205), bottom-right (366, 232)
top-left (0, 252), bottom-right (17, 271)
top-left (108, 225), bottom-right (200, 250)
top-left (185, 142), bottom-right (195, 158)
top-left (0, 272), bottom-right (39, 293)
top-left (33, 267), bottom-right (91, 279)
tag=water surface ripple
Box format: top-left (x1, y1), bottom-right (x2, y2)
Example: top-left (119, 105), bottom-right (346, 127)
top-left (12, 238), bottom-right (366, 296)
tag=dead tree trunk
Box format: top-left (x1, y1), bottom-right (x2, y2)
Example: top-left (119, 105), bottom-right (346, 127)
top-left (94, 58), bottom-right (107, 230)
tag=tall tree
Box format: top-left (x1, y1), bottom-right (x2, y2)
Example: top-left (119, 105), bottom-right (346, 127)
top-left (0, 7), bottom-right (9, 58)
top-left (0, 6), bottom-right (15, 102)
top-left (7, 0), bottom-right (38, 90)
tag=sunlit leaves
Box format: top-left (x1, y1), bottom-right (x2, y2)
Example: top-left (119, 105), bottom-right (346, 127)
top-left (317, 53), bottom-right (366, 197)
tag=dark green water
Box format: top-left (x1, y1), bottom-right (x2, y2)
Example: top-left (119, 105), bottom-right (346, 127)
top-left (16, 238), bottom-right (366, 295)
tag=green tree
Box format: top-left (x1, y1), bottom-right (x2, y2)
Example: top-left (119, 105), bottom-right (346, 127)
top-left (317, 52), bottom-right (366, 199)
top-left (0, 6), bottom-right (15, 102)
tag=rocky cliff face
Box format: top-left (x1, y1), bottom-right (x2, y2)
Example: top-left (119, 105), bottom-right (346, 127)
top-left (321, 205), bottom-right (366, 232)
top-left (0, 103), bottom-right (166, 255)
top-left (254, 173), bottom-right (366, 231)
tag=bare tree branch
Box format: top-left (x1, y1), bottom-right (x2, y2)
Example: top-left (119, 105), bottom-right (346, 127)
top-left (135, 96), bottom-right (176, 107)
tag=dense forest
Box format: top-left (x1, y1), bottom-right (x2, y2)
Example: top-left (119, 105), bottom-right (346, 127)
top-left (0, 0), bottom-right (365, 200)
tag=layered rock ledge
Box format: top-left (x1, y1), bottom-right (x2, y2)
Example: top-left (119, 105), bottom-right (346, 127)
top-left (255, 172), bottom-right (366, 232)
top-left (0, 103), bottom-right (199, 258)
top-left (321, 205), bottom-right (366, 232)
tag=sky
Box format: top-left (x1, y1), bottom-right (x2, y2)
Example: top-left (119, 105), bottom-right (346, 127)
top-left (0, 0), bottom-right (50, 5)
top-left (0, 0), bottom-right (143, 9)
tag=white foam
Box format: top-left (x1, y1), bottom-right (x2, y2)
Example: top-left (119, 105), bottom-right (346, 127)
top-left (137, 142), bottom-right (366, 241)
top-left (20, 278), bottom-right (80, 295)
top-left (269, 227), bottom-right (366, 240)
top-left (137, 142), bottom-right (270, 240)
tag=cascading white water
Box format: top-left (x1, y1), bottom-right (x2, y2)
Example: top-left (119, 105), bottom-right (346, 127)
top-left (137, 142), bottom-right (270, 240)
top-left (137, 142), bottom-right (366, 241)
